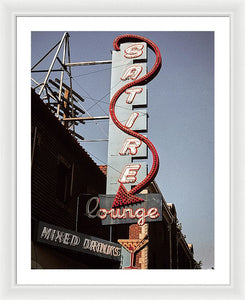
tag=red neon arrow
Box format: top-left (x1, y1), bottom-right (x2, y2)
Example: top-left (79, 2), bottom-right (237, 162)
top-left (110, 34), bottom-right (162, 208)
top-left (112, 184), bottom-right (144, 208)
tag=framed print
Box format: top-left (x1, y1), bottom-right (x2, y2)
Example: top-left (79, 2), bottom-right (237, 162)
top-left (18, 14), bottom-right (229, 284)
top-left (0, 0), bottom-right (244, 299)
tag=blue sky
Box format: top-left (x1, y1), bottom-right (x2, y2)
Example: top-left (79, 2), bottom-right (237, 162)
top-left (31, 31), bottom-right (214, 269)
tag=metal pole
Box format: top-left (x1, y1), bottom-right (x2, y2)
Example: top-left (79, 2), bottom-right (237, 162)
top-left (63, 116), bottom-right (109, 121)
top-left (39, 32), bottom-right (68, 96)
top-left (67, 36), bottom-right (75, 132)
top-left (80, 139), bottom-right (108, 142)
top-left (57, 35), bottom-right (67, 119)
top-left (31, 69), bottom-right (63, 73)
top-left (65, 60), bottom-right (112, 67)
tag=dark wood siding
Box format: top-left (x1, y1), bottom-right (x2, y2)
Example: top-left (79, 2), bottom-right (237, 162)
top-left (31, 89), bottom-right (106, 231)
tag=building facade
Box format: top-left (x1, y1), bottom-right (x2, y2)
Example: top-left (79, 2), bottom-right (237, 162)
top-left (31, 89), bottom-right (121, 269)
top-left (31, 89), bottom-right (196, 269)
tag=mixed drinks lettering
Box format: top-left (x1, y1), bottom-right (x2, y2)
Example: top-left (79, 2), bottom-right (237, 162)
top-left (41, 226), bottom-right (80, 246)
top-left (37, 222), bottom-right (121, 260)
top-left (83, 238), bottom-right (121, 257)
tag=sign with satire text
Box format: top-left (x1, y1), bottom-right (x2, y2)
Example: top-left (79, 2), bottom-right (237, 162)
top-left (106, 41), bottom-right (148, 196)
top-left (106, 35), bottom-right (162, 208)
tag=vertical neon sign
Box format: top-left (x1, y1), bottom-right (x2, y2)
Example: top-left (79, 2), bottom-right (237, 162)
top-left (107, 34), bottom-right (162, 208)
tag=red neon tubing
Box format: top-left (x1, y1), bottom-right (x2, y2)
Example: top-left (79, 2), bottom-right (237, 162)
top-left (109, 34), bottom-right (162, 196)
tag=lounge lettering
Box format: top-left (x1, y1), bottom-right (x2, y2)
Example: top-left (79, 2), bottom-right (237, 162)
top-left (86, 197), bottom-right (160, 226)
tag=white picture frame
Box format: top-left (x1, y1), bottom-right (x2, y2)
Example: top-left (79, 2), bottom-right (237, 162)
top-left (1, 0), bottom-right (243, 299)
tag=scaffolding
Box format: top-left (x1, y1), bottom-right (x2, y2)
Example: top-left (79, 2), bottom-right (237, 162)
top-left (31, 32), bottom-right (110, 142)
